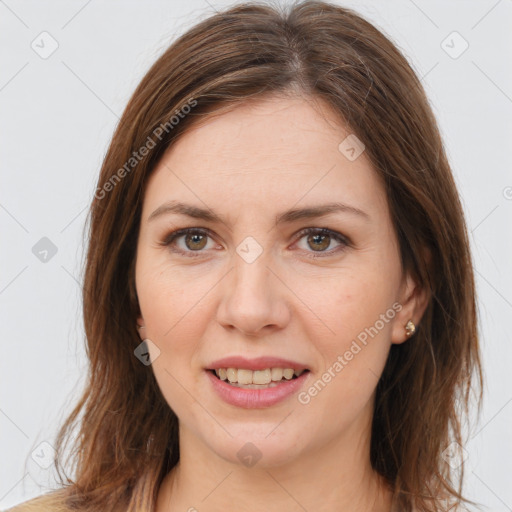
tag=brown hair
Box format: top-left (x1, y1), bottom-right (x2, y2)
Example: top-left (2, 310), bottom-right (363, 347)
top-left (12, 1), bottom-right (484, 511)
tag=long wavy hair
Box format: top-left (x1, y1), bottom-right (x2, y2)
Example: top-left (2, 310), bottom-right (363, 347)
top-left (12, 1), bottom-right (484, 511)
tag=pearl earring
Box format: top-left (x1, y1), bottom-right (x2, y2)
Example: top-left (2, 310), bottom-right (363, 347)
top-left (405, 320), bottom-right (416, 337)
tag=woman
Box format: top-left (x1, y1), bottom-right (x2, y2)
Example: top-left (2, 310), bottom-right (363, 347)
top-left (9, 1), bottom-right (484, 511)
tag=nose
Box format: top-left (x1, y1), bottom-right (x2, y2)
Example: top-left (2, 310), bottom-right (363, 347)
top-left (216, 250), bottom-right (291, 337)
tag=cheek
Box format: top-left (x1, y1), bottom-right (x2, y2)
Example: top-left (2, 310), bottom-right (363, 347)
top-left (135, 255), bottom-right (220, 374)
top-left (150, 357), bottom-right (207, 437)
top-left (304, 269), bottom-right (396, 344)
top-left (142, 284), bottom-right (208, 424)
top-left (302, 273), bottom-right (395, 404)
top-left (136, 252), bottom-right (216, 338)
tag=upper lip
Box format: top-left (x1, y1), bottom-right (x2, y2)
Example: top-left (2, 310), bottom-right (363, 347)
top-left (206, 356), bottom-right (310, 371)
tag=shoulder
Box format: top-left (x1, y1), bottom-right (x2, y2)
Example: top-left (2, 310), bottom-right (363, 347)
top-left (4, 489), bottom-right (69, 512)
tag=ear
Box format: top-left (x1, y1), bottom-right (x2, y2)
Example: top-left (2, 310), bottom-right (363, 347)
top-left (136, 315), bottom-right (146, 340)
top-left (391, 248), bottom-right (432, 345)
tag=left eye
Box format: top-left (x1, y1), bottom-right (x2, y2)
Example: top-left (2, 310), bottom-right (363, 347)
top-left (294, 227), bottom-right (349, 258)
top-left (159, 227), bottom-right (349, 258)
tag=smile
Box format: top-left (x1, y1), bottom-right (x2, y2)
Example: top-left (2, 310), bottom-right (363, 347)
top-left (206, 368), bottom-right (310, 408)
top-left (212, 367), bottom-right (308, 387)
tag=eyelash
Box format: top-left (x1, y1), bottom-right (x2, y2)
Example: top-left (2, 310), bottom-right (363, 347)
top-left (158, 227), bottom-right (350, 260)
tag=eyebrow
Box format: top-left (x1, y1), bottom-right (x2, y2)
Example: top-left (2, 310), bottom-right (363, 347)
top-left (147, 200), bottom-right (371, 225)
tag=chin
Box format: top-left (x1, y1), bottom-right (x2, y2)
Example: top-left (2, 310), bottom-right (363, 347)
top-left (202, 424), bottom-right (307, 469)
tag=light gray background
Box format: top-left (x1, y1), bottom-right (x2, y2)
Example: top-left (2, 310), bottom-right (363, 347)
top-left (1, 0), bottom-right (511, 510)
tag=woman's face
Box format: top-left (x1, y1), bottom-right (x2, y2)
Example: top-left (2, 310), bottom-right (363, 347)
top-left (135, 94), bottom-right (422, 468)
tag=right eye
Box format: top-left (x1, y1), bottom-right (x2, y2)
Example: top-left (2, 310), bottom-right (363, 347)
top-left (158, 227), bottom-right (219, 257)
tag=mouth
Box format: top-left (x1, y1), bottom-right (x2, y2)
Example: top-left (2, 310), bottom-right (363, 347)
top-left (205, 365), bottom-right (311, 408)
top-left (208, 367), bottom-right (310, 389)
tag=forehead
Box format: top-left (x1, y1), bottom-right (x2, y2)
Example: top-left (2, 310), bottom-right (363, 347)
top-left (167, 94), bottom-right (353, 164)
top-left (142, 94), bottom-right (388, 223)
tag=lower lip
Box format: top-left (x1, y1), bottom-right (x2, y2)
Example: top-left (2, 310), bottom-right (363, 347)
top-left (206, 370), bottom-right (310, 409)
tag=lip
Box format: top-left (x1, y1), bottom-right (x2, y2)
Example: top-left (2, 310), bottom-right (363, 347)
top-left (206, 356), bottom-right (310, 371)
top-left (206, 369), bottom-right (310, 409)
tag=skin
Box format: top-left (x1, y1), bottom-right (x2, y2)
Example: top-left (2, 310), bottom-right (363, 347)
top-left (135, 93), bottom-right (430, 512)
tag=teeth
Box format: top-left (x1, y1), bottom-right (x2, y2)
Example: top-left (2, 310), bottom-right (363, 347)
top-left (271, 368), bottom-right (283, 381)
top-left (237, 369), bottom-right (253, 385)
top-left (213, 367), bottom-right (306, 385)
top-left (253, 369), bottom-right (271, 385)
top-left (283, 369), bottom-right (294, 380)
top-left (226, 368), bottom-right (237, 383)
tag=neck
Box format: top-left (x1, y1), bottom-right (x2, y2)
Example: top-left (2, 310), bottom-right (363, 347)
top-left (156, 419), bottom-right (393, 512)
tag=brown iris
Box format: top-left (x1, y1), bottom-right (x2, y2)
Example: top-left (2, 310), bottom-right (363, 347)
top-left (308, 233), bottom-right (330, 251)
top-left (185, 232), bottom-right (208, 250)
